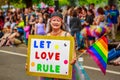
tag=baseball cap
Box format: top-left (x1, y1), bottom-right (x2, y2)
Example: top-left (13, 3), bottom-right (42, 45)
top-left (50, 12), bottom-right (63, 19)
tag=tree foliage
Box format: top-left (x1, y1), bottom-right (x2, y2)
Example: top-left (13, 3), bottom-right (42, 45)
top-left (32, 0), bottom-right (54, 6)
top-left (59, 0), bottom-right (69, 6)
top-left (78, 0), bottom-right (108, 6)
top-left (2, 0), bottom-right (117, 9)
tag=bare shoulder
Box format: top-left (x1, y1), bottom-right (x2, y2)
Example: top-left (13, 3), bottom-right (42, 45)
top-left (66, 32), bottom-right (71, 36)
top-left (62, 31), bottom-right (71, 37)
top-left (46, 33), bottom-right (50, 36)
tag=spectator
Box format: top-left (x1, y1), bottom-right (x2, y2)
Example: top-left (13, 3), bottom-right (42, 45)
top-left (10, 16), bottom-right (16, 32)
top-left (5, 27), bottom-right (22, 46)
top-left (24, 25), bottom-right (30, 45)
top-left (0, 26), bottom-right (11, 47)
top-left (83, 9), bottom-right (95, 46)
top-left (104, 5), bottom-right (112, 24)
top-left (89, 3), bottom-right (97, 16)
top-left (93, 7), bottom-right (105, 27)
top-left (64, 7), bottom-right (74, 32)
top-left (3, 17), bottom-right (11, 29)
top-left (34, 17), bottom-right (46, 35)
top-left (29, 14), bottom-right (36, 34)
top-left (110, 5), bottom-right (119, 41)
top-left (80, 7), bottom-right (87, 27)
top-left (70, 10), bottom-right (82, 50)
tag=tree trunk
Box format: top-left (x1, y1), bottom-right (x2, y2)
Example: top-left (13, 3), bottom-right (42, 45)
top-left (25, 0), bottom-right (32, 8)
top-left (54, 0), bottom-right (59, 11)
top-left (7, 0), bottom-right (10, 11)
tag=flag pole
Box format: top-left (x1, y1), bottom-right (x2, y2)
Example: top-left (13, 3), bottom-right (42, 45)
top-left (77, 50), bottom-right (87, 59)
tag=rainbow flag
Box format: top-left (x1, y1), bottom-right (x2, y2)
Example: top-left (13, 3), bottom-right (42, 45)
top-left (87, 36), bottom-right (108, 75)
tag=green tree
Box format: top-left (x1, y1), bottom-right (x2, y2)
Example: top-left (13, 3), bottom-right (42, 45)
top-left (59, 0), bottom-right (69, 6)
top-left (77, 0), bottom-right (108, 6)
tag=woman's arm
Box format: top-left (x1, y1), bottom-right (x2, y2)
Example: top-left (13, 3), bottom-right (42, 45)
top-left (34, 24), bottom-right (37, 35)
top-left (93, 16), bottom-right (100, 25)
top-left (66, 32), bottom-right (77, 65)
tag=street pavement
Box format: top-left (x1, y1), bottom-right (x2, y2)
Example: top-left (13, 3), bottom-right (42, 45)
top-left (0, 46), bottom-right (120, 80)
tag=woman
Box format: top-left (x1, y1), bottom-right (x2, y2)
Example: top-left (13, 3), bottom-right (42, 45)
top-left (80, 7), bottom-right (87, 27)
top-left (35, 17), bottom-right (46, 35)
top-left (5, 27), bottom-right (22, 46)
top-left (93, 7), bottom-right (105, 27)
top-left (83, 9), bottom-right (95, 47)
top-left (70, 10), bottom-right (82, 50)
top-left (47, 12), bottom-right (76, 63)
top-left (37, 12), bottom-right (77, 80)
top-left (64, 7), bottom-right (74, 32)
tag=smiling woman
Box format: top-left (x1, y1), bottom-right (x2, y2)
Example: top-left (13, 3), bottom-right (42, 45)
top-left (47, 12), bottom-right (69, 37)
top-left (36, 12), bottom-right (77, 80)
top-left (47, 12), bottom-right (65, 34)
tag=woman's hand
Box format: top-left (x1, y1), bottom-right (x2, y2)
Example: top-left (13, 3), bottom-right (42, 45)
top-left (25, 63), bottom-right (28, 71)
top-left (70, 57), bottom-right (77, 65)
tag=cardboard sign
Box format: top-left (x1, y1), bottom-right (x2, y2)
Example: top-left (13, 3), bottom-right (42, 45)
top-left (26, 35), bottom-right (74, 79)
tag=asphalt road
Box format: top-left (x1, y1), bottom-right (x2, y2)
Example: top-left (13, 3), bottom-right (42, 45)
top-left (0, 46), bottom-right (120, 80)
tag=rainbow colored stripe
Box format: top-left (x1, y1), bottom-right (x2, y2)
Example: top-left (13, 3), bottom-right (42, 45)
top-left (87, 36), bottom-right (108, 74)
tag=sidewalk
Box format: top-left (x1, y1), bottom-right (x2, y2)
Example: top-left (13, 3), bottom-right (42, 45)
top-left (17, 43), bottom-right (27, 48)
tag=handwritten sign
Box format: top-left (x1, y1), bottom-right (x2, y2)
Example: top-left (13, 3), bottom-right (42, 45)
top-left (26, 35), bottom-right (74, 79)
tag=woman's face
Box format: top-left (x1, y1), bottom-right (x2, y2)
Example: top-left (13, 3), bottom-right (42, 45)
top-left (39, 17), bottom-right (43, 23)
top-left (50, 17), bottom-right (62, 30)
top-left (82, 9), bottom-right (86, 14)
top-left (87, 11), bottom-right (91, 15)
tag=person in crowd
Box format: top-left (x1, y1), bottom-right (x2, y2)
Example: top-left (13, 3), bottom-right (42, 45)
top-left (80, 7), bottom-right (87, 27)
top-left (26, 12), bottom-right (77, 80)
top-left (16, 15), bottom-right (25, 45)
top-left (70, 10), bottom-right (82, 50)
top-left (108, 43), bottom-right (120, 66)
top-left (41, 11), bottom-right (76, 80)
top-left (112, 57), bottom-right (120, 66)
top-left (3, 17), bottom-right (11, 29)
top-left (17, 15), bottom-right (25, 29)
top-left (104, 5), bottom-right (112, 24)
top-left (89, 3), bottom-right (97, 16)
top-left (83, 9), bottom-right (95, 46)
top-left (43, 13), bottom-right (49, 26)
top-left (10, 16), bottom-right (17, 32)
top-left (79, 7), bottom-right (88, 48)
top-left (34, 17), bottom-right (46, 35)
top-left (24, 25), bottom-right (30, 45)
top-left (5, 27), bottom-right (23, 46)
top-left (22, 8), bottom-right (30, 26)
top-left (93, 7), bottom-right (105, 27)
top-left (29, 14), bottom-right (36, 34)
top-left (109, 5), bottom-right (119, 41)
top-left (64, 7), bottom-right (74, 32)
top-left (0, 26), bottom-right (11, 47)
top-left (84, 9), bottom-right (95, 26)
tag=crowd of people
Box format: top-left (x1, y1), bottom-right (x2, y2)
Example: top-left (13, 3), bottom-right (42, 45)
top-left (0, 3), bottom-right (120, 65)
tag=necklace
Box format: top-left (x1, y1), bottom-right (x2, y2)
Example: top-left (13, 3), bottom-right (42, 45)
top-left (50, 30), bottom-right (62, 36)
